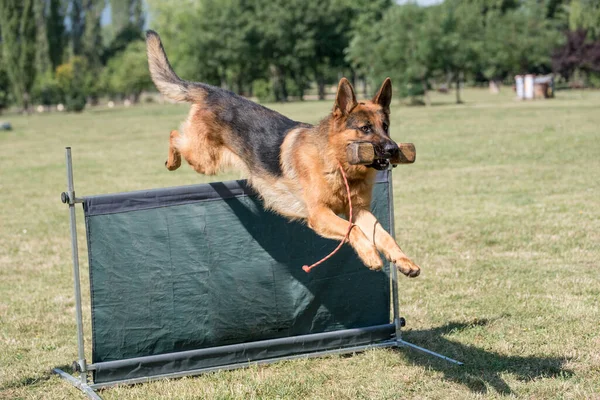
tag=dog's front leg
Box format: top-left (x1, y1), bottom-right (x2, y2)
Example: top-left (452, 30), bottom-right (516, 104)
top-left (307, 206), bottom-right (383, 270)
top-left (352, 209), bottom-right (420, 277)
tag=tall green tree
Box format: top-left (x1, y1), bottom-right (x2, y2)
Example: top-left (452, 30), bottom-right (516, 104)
top-left (132, 0), bottom-right (145, 32)
top-left (33, 0), bottom-right (61, 107)
top-left (568, 0), bottom-right (600, 39)
top-left (146, 0), bottom-right (219, 84)
top-left (252, 0), bottom-right (357, 101)
top-left (431, 0), bottom-right (485, 103)
top-left (34, 0), bottom-right (52, 76)
top-left (0, 42), bottom-right (11, 113)
top-left (47, 0), bottom-right (66, 71)
top-left (346, 0), bottom-right (393, 97)
top-left (304, 0), bottom-right (354, 100)
top-left (82, 0), bottom-right (104, 68)
top-left (195, 0), bottom-right (262, 92)
top-left (483, 2), bottom-right (562, 80)
top-left (56, 56), bottom-right (89, 111)
top-left (104, 0), bottom-right (143, 62)
top-left (70, 0), bottom-right (84, 56)
top-left (365, 4), bottom-right (442, 105)
top-left (252, 0), bottom-right (309, 101)
top-left (0, 0), bottom-right (37, 111)
top-left (110, 0), bottom-right (144, 39)
top-left (82, 0), bottom-right (104, 102)
top-left (111, 0), bottom-right (132, 36)
top-left (102, 41), bottom-right (153, 102)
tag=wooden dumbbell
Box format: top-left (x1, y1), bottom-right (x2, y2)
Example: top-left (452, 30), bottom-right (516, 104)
top-left (346, 141), bottom-right (416, 165)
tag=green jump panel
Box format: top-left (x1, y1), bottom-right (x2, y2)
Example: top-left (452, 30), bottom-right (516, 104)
top-left (83, 171), bottom-right (393, 385)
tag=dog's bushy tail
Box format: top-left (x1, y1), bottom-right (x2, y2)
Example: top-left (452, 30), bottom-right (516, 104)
top-left (146, 30), bottom-right (206, 103)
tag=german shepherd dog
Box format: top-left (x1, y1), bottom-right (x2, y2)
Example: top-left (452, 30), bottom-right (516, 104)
top-left (146, 30), bottom-right (420, 277)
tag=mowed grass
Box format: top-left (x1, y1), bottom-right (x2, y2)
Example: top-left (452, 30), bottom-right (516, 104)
top-left (1, 88), bottom-right (599, 399)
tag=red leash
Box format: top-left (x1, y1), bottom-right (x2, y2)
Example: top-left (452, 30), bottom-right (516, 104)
top-left (302, 161), bottom-right (354, 273)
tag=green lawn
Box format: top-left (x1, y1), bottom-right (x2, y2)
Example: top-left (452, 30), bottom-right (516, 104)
top-left (1, 88), bottom-right (599, 399)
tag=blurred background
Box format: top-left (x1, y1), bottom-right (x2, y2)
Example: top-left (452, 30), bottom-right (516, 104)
top-left (2, 2), bottom-right (600, 398)
top-left (0, 0), bottom-right (599, 113)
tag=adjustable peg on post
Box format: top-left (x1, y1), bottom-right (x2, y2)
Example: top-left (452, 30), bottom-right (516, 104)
top-left (346, 141), bottom-right (416, 166)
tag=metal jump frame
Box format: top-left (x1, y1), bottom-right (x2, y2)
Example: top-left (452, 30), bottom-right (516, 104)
top-left (53, 147), bottom-right (461, 399)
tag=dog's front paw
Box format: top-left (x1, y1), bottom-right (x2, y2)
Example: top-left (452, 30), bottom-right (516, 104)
top-left (360, 248), bottom-right (384, 271)
top-left (395, 257), bottom-right (420, 278)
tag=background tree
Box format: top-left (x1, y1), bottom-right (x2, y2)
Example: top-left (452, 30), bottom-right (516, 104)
top-left (32, 0), bottom-right (61, 107)
top-left (110, 0), bottom-right (132, 38)
top-left (56, 56), bottom-right (88, 111)
top-left (483, 2), bottom-right (562, 81)
top-left (0, 0), bottom-right (595, 111)
top-left (305, 0), bottom-right (354, 100)
top-left (146, 0), bottom-right (221, 85)
top-left (553, 29), bottom-right (600, 84)
top-left (131, 0), bottom-right (145, 33)
top-left (102, 41), bottom-right (153, 103)
top-left (568, 0), bottom-right (600, 39)
top-left (0, 42), bottom-right (11, 113)
top-left (434, 0), bottom-right (485, 103)
top-left (82, 0), bottom-right (105, 103)
top-left (0, 0), bottom-right (37, 111)
top-left (47, 0), bottom-right (66, 71)
top-left (346, 0), bottom-right (393, 97)
top-left (367, 4), bottom-right (442, 105)
top-left (34, 0), bottom-right (52, 76)
top-left (70, 0), bottom-right (84, 56)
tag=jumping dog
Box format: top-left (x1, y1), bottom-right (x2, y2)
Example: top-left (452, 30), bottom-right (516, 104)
top-left (146, 30), bottom-right (420, 277)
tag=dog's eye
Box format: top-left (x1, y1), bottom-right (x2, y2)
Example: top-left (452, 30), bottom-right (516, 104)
top-left (360, 125), bottom-right (372, 134)
top-left (383, 123), bottom-right (389, 133)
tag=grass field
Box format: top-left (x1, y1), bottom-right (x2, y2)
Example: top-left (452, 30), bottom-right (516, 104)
top-left (1, 88), bottom-right (599, 399)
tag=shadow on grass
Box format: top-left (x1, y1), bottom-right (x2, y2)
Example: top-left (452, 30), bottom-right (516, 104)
top-left (397, 319), bottom-right (572, 395)
top-left (0, 364), bottom-right (72, 391)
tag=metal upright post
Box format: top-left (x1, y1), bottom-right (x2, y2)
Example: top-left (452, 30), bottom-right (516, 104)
top-left (387, 167), bottom-right (403, 339)
top-left (387, 166), bottom-right (463, 366)
top-left (54, 148), bottom-right (102, 399)
top-left (65, 147), bottom-right (87, 382)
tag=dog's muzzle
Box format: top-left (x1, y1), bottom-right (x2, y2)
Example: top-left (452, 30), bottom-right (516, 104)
top-left (368, 142), bottom-right (399, 170)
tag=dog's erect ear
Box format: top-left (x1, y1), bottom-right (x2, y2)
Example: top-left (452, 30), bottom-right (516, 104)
top-left (373, 77), bottom-right (392, 111)
top-left (334, 77), bottom-right (357, 116)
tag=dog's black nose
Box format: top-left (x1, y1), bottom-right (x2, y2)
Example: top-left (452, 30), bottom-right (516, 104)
top-left (382, 142), bottom-right (399, 158)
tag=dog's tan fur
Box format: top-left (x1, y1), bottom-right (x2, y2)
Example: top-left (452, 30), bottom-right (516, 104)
top-left (147, 30), bottom-right (420, 277)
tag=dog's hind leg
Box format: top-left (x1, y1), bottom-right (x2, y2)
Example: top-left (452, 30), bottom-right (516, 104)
top-left (353, 209), bottom-right (420, 277)
top-left (165, 130), bottom-right (182, 171)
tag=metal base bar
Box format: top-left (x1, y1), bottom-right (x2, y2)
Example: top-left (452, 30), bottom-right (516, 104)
top-left (53, 369), bottom-right (102, 400)
top-left (397, 339), bottom-right (464, 365)
top-left (54, 339), bottom-right (461, 396)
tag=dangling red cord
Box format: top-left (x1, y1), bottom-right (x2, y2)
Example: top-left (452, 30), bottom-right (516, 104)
top-left (302, 161), bottom-right (354, 273)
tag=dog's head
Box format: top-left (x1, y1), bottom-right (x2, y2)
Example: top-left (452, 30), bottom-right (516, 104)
top-left (330, 77), bottom-right (399, 170)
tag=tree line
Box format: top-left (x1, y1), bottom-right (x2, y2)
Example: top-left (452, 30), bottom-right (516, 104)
top-left (0, 0), bottom-right (147, 112)
top-left (1, 0), bottom-right (599, 113)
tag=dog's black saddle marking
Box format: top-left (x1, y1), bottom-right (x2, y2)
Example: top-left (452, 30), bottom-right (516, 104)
top-left (206, 89), bottom-right (305, 177)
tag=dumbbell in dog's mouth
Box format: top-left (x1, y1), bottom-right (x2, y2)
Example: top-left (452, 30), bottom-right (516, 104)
top-left (368, 141), bottom-right (400, 170)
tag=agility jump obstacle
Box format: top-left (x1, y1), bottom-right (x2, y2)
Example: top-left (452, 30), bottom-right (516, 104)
top-left (54, 147), bottom-right (461, 399)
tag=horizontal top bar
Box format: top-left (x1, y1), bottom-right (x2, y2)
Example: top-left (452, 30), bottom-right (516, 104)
top-left (83, 170), bottom-right (389, 216)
